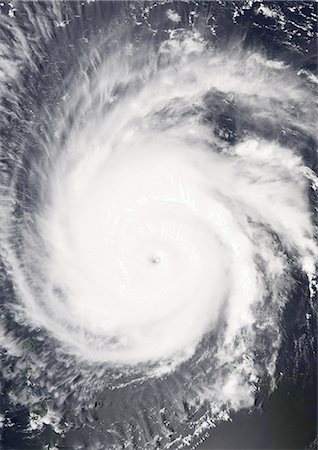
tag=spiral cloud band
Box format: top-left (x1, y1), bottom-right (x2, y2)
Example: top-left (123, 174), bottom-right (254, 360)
top-left (7, 32), bottom-right (316, 368)
top-left (0, 4), bottom-right (317, 448)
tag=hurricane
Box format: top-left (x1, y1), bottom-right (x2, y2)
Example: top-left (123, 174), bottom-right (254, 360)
top-left (0, 2), bottom-right (317, 449)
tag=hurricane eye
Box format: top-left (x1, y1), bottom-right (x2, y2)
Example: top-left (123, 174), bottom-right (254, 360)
top-left (150, 255), bottom-right (161, 264)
